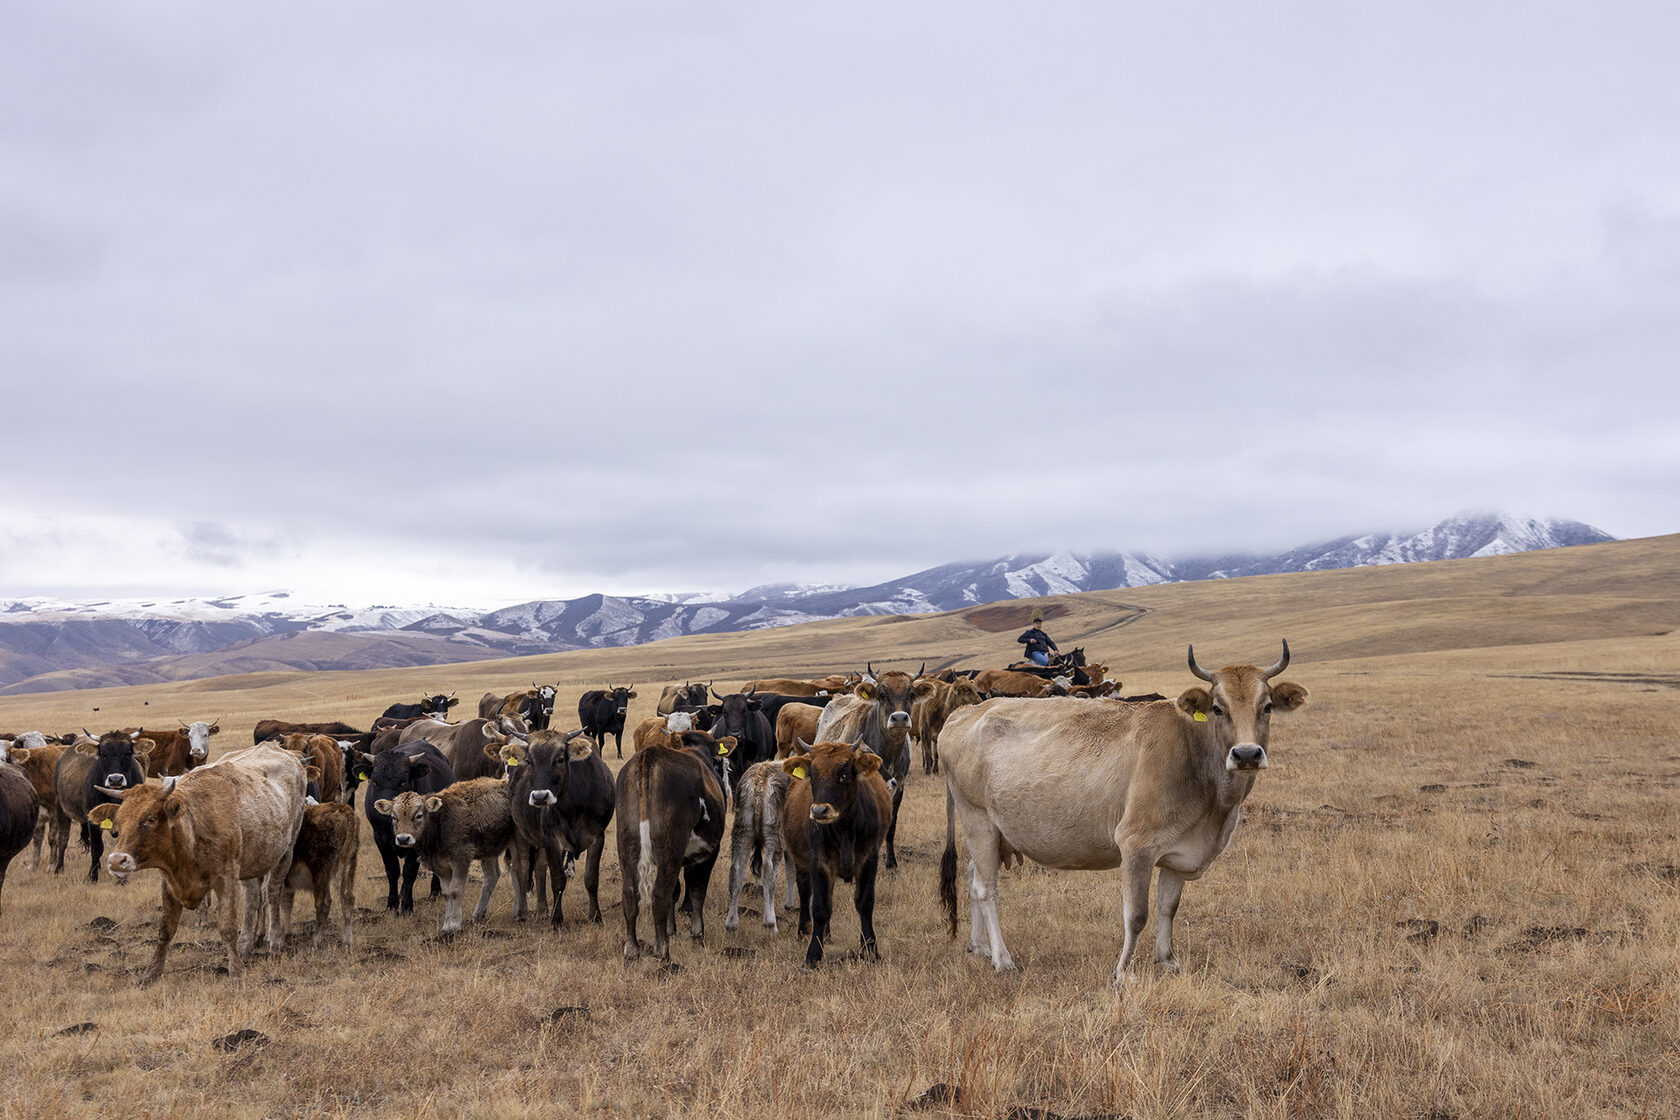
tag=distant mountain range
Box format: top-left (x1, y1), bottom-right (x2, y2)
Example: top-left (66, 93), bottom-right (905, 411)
top-left (0, 513), bottom-right (1616, 694)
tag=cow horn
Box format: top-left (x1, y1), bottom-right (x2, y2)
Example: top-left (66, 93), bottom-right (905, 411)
top-left (1263, 640), bottom-right (1291, 680)
top-left (711, 688), bottom-right (724, 702)
top-left (179, 719), bottom-right (190, 729)
top-left (867, 661), bottom-right (875, 678)
top-left (915, 662), bottom-right (926, 679)
top-left (95, 785), bottom-right (130, 800)
top-left (1187, 645), bottom-right (1214, 682)
top-left (83, 727), bottom-right (93, 738)
top-left (744, 686), bottom-right (756, 698)
top-left (563, 729), bottom-right (584, 743)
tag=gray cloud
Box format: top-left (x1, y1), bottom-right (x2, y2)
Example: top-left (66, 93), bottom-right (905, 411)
top-left (2, 3), bottom-right (1675, 604)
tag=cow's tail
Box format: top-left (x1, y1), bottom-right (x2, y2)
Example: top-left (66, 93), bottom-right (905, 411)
top-left (635, 751), bottom-right (654, 914)
top-left (940, 783), bottom-right (959, 939)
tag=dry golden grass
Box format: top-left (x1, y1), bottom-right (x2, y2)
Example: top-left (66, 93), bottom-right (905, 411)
top-left (2, 535), bottom-right (1677, 1119)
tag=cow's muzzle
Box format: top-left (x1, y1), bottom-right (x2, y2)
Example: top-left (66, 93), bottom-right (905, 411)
top-left (394, 832), bottom-right (416, 848)
top-left (1226, 744), bottom-right (1268, 772)
top-left (106, 852), bottom-right (137, 877)
top-left (190, 745), bottom-right (208, 760)
top-left (529, 790), bottom-right (557, 808)
top-left (104, 773), bottom-right (128, 789)
top-left (809, 803), bottom-right (836, 824)
top-left (888, 712), bottom-right (910, 728)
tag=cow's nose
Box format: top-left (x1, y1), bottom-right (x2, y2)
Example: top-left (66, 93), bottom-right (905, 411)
top-left (810, 803), bottom-right (835, 823)
top-left (394, 833), bottom-right (415, 847)
top-left (105, 774), bottom-right (127, 788)
top-left (889, 712), bottom-right (910, 727)
top-left (106, 852), bottom-right (136, 875)
top-left (529, 791), bottom-right (556, 807)
top-left (1227, 745), bottom-right (1268, 771)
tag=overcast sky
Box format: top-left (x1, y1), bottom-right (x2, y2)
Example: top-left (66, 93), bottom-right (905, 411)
top-left (3, 3), bottom-right (1676, 607)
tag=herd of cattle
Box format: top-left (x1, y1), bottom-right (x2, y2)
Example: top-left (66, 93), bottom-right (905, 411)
top-left (0, 642), bottom-right (1307, 985)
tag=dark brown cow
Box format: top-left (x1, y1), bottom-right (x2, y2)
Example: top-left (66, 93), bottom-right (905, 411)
top-left (616, 737), bottom-right (728, 961)
top-left (374, 778), bottom-right (515, 935)
top-left (88, 743), bottom-right (309, 983)
top-left (505, 730), bottom-right (615, 928)
top-left (812, 665), bottom-right (936, 869)
top-left (1, 757), bottom-right (39, 917)
top-left (781, 739), bottom-right (895, 967)
top-left (279, 801), bottom-right (359, 948)
top-left (274, 733), bottom-right (347, 804)
top-left (252, 719), bottom-right (367, 746)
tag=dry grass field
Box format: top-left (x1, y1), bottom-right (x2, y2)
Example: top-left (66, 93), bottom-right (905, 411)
top-left (2, 535), bottom-right (1677, 1119)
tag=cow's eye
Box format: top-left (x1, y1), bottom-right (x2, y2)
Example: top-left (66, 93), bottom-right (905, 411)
top-left (1262, 701), bottom-right (1274, 714)
top-left (1210, 704), bottom-right (1224, 717)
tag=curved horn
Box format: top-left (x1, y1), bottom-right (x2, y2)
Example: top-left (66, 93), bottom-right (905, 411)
top-left (95, 785), bottom-right (130, 800)
top-left (563, 729), bottom-right (584, 743)
top-left (866, 661), bottom-right (875, 678)
top-left (179, 719), bottom-right (190, 729)
top-left (711, 688), bottom-right (724, 702)
top-left (83, 727), bottom-right (94, 738)
top-left (1263, 640), bottom-right (1291, 680)
top-left (915, 662), bottom-right (926, 679)
top-left (1187, 645), bottom-right (1214, 682)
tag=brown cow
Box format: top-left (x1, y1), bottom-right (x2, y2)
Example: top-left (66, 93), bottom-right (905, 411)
top-left (775, 703), bottom-right (823, 759)
top-left (971, 668), bottom-right (1067, 697)
top-left (616, 737), bottom-right (728, 961)
top-left (279, 801), bottom-right (359, 948)
top-left (813, 665), bottom-right (936, 869)
top-left (1, 733), bottom-right (65, 871)
top-left (398, 717), bottom-right (525, 783)
top-left (1, 756), bottom-right (39, 917)
top-left (274, 733), bottom-right (347, 804)
top-left (781, 739), bottom-right (895, 967)
top-left (742, 678), bottom-right (828, 698)
top-left (132, 720), bottom-right (220, 777)
top-left (251, 719), bottom-right (368, 746)
top-left (374, 778), bottom-right (515, 935)
top-left (912, 677), bottom-right (986, 775)
top-left (939, 642), bottom-right (1308, 981)
top-left (88, 742), bottom-right (309, 983)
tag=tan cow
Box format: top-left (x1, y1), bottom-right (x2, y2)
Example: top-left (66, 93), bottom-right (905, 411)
top-left (939, 643), bottom-right (1307, 983)
top-left (0, 733), bottom-right (66, 870)
top-left (88, 742), bottom-right (309, 984)
top-left (775, 703), bottom-right (824, 759)
top-left (741, 678), bottom-right (828, 697)
top-left (970, 668), bottom-right (1065, 698)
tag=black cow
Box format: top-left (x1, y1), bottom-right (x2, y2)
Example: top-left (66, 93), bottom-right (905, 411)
top-left (380, 692), bottom-right (459, 722)
top-left (507, 729), bottom-right (615, 927)
top-left (578, 685), bottom-right (638, 759)
top-left (707, 689), bottom-right (776, 778)
top-left (357, 741), bottom-right (455, 912)
top-left (1, 758), bottom-right (39, 917)
top-left (49, 732), bottom-right (150, 883)
top-left (781, 739), bottom-right (894, 967)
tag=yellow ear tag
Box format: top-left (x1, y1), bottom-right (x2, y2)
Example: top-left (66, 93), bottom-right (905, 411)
top-left (358, 772), bottom-right (370, 780)
top-left (506, 759), bottom-right (519, 767)
top-left (1193, 711), bottom-right (1208, 722)
top-left (716, 745), bottom-right (727, 756)
top-left (792, 765), bottom-right (807, 779)
top-left (100, 819), bottom-right (113, 831)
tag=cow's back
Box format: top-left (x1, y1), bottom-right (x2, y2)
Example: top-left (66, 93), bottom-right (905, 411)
top-left (189, 744), bottom-right (309, 879)
top-left (813, 695), bottom-right (867, 744)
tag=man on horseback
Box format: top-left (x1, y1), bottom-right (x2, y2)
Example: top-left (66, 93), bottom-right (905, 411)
top-left (1016, 610), bottom-right (1059, 667)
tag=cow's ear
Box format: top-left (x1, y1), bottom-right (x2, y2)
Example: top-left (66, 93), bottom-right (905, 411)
top-left (567, 738), bottom-right (594, 762)
top-left (133, 738), bottom-right (156, 761)
top-left (8, 747), bottom-right (30, 765)
top-left (372, 799), bottom-right (394, 817)
top-left (852, 750), bottom-right (883, 776)
top-left (714, 736), bottom-right (737, 758)
top-left (913, 679), bottom-right (938, 699)
top-left (782, 756), bottom-right (810, 779)
top-left (855, 681), bottom-right (876, 700)
top-left (745, 698), bottom-right (761, 711)
top-left (87, 804), bottom-right (119, 832)
top-left (625, 691), bottom-right (637, 700)
top-left (208, 723), bottom-right (221, 735)
top-left (1176, 687), bottom-right (1212, 720)
top-left (482, 742), bottom-right (502, 761)
top-left (423, 796), bottom-right (444, 813)
top-left (305, 765), bottom-right (322, 784)
top-left (1270, 682), bottom-right (1309, 712)
top-left (75, 739), bottom-right (100, 757)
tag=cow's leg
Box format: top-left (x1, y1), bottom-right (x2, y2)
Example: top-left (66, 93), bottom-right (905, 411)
top-left (237, 877), bottom-right (263, 961)
top-left (1153, 867), bottom-right (1186, 972)
top-left (806, 862), bottom-right (832, 968)
top-left (725, 795), bottom-right (755, 931)
top-left (509, 843), bottom-right (531, 923)
top-left (141, 890), bottom-right (185, 985)
top-left (85, 822), bottom-right (103, 884)
top-left (855, 854), bottom-right (881, 961)
top-left (311, 866), bottom-right (334, 949)
top-left (399, 851), bottom-right (421, 913)
top-left (882, 783), bottom-right (905, 870)
top-left (266, 851), bottom-right (295, 954)
top-left (336, 844), bottom-right (358, 947)
top-left (682, 858), bottom-right (712, 942)
top-left (532, 847), bottom-right (550, 915)
top-left (761, 828), bottom-right (782, 933)
top-left (621, 846), bottom-right (642, 960)
top-left (278, 875), bottom-right (297, 946)
top-left (783, 851), bottom-right (798, 910)
top-left (651, 859), bottom-right (678, 961)
top-left (582, 834), bottom-right (605, 923)
top-left (1114, 855), bottom-right (1155, 984)
top-left (372, 829), bottom-right (401, 910)
top-left (27, 807), bottom-right (47, 871)
top-left (963, 809), bottom-right (1016, 972)
top-left (793, 862), bottom-right (812, 937)
top-left (48, 806), bottom-right (68, 875)
top-left (440, 860), bottom-right (466, 934)
top-left (545, 841), bottom-right (567, 928)
top-left (471, 852), bottom-right (501, 923)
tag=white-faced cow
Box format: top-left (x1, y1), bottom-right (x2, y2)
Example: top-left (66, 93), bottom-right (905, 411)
top-left (813, 664), bottom-right (936, 870)
top-left (88, 742), bottom-right (309, 984)
top-left (132, 719), bottom-right (220, 777)
top-left (939, 642), bottom-right (1308, 983)
top-left (579, 686), bottom-right (638, 759)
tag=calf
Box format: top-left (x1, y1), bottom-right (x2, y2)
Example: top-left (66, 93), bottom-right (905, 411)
top-left (1, 758), bottom-right (39, 917)
top-left (506, 730), bottom-right (614, 927)
top-left (579, 686), bottom-right (638, 758)
top-left (781, 739), bottom-right (894, 967)
top-left (50, 732), bottom-right (151, 882)
top-left (616, 738), bottom-right (728, 961)
top-left (88, 743), bottom-right (308, 983)
top-left (912, 677), bottom-right (985, 775)
top-left (374, 778), bottom-right (515, 936)
top-left (133, 719), bottom-right (220, 776)
top-left (359, 741), bottom-right (455, 912)
top-left (274, 733), bottom-right (347, 804)
top-left (724, 760), bottom-right (798, 933)
top-left (279, 801), bottom-right (359, 948)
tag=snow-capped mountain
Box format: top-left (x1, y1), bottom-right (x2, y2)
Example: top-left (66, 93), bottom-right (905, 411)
top-left (0, 514), bottom-right (1618, 693)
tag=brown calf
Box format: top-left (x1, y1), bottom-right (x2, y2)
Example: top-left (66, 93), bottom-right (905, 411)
top-left (781, 740), bottom-right (894, 967)
top-left (279, 801), bottom-right (359, 948)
